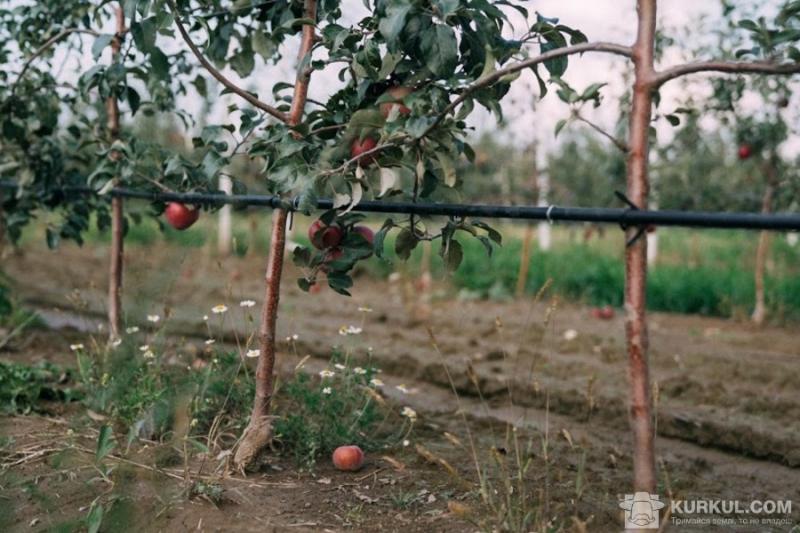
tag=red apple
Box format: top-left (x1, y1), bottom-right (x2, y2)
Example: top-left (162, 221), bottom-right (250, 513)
top-left (309, 220), bottom-right (343, 249)
top-left (379, 86), bottom-right (413, 118)
top-left (332, 445), bottom-right (364, 471)
top-left (350, 137), bottom-right (379, 167)
top-left (353, 225), bottom-right (374, 245)
top-left (738, 144), bottom-right (752, 160)
top-left (164, 202), bottom-right (200, 230)
top-left (320, 247), bottom-right (344, 273)
top-left (598, 305), bottom-right (615, 320)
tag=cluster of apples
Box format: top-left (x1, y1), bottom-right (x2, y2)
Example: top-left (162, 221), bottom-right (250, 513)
top-left (349, 86), bottom-right (413, 167)
top-left (308, 218), bottom-right (374, 264)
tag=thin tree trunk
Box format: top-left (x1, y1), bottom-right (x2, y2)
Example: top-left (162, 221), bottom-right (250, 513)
top-left (234, 0), bottom-right (317, 469)
top-left (218, 175), bottom-right (233, 256)
top-left (107, 4), bottom-right (125, 340)
top-left (623, 0), bottom-right (657, 493)
top-left (752, 180), bottom-right (775, 326)
top-left (515, 225), bottom-right (533, 298)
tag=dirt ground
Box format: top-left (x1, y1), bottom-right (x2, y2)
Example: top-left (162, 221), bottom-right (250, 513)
top-left (2, 241), bottom-right (800, 532)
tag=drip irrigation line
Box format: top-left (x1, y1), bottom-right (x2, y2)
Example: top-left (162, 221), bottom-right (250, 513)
top-left (1, 180), bottom-right (799, 231)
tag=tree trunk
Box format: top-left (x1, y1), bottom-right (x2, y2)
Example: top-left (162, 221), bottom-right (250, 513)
top-left (752, 181), bottom-right (775, 326)
top-left (234, 0), bottom-right (317, 470)
top-left (107, 4), bottom-right (125, 340)
top-left (623, 0), bottom-right (657, 493)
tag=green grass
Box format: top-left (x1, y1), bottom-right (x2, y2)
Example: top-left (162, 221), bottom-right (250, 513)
top-left (18, 212), bottom-right (800, 321)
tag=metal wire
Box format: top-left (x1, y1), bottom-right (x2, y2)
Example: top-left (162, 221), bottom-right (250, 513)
top-left (1, 180), bottom-right (799, 231)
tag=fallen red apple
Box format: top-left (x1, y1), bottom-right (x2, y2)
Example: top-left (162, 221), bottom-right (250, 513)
top-left (353, 225), bottom-right (374, 245)
top-left (738, 144), bottom-right (752, 160)
top-left (598, 305), bottom-right (615, 320)
top-left (309, 220), bottom-right (343, 249)
top-left (332, 445), bottom-right (364, 471)
top-left (350, 137), bottom-right (379, 167)
top-left (164, 202), bottom-right (200, 230)
top-left (379, 86), bottom-right (413, 118)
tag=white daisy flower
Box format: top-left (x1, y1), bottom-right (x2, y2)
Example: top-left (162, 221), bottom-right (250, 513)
top-left (211, 305), bottom-right (228, 314)
top-left (202, 315), bottom-right (209, 321)
top-left (239, 300), bottom-right (256, 307)
top-left (396, 384), bottom-right (410, 394)
top-left (143, 350), bottom-right (155, 359)
top-left (204, 339), bottom-right (215, 346)
top-left (401, 407), bottom-right (417, 420)
top-left (146, 315), bottom-right (160, 323)
top-left (69, 344), bottom-right (84, 351)
top-left (403, 439), bottom-right (411, 447)
top-left (322, 387), bottom-right (332, 395)
top-left (125, 326), bottom-right (139, 334)
top-left (246, 349), bottom-right (260, 358)
top-left (370, 378), bottom-right (384, 387)
top-left (319, 369), bottom-right (335, 378)
top-left (563, 329), bottom-right (578, 341)
top-left (334, 363), bottom-right (346, 370)
top-left (139, 345), bottom-right (150, 351)
top-left (358, 306), bottom-right (373, 313)
top-left (291, 334), bottom-right (299, 340)
top-left (111, 338), bottom-right (122, 348)
top-left (353, 367), bottom-right (367, 375)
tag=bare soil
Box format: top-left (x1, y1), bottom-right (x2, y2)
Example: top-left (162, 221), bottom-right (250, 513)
top-left (2, 241), bottom-right (799, 532)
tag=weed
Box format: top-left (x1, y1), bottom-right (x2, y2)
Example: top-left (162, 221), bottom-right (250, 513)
top-left (273, 349), bottom-right (412, 468)
top-left (0, 360), bottom-right (78, 413)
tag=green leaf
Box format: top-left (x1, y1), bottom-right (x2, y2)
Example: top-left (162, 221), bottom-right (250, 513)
top-left (554, 118), bottom-right (568, 137)
top-left (252, 29), bottom-right (276, 60)
top-left (444, 239), bottom-right (463, 271)
top-left (395, 228), bottom-right (418, 260)
top-left (420, 24), bottom-right (458, 78)
top-left (91, 34), bottom-right (114, 60)
top-left (86, 502), bottom-right (104, 533)
top-left (379, 1), bottom-right (413, 51)
top-left (95, 425), bottom-right (115, 462)
top-left (131, 17), bottom-right (158, 53)
top-left (437, 152), bottom-right (457, 187)
top-left (230, 49), bottom-right (255, 77)
top-left (665, 114), bottom-right (680, 126)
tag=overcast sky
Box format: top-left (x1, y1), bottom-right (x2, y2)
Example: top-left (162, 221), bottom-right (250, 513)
top-left (48, 0), bottom-right (797, 160)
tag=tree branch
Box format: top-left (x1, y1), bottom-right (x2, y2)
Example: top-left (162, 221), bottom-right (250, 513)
top-left (653, 59), bottom-right (800, 87)
top-left (167, 0), bottom-right (288, 123)
top-left (574, 113), bottom-right (629, 153)
top-left (423, 41), bottom-right (632, 136)
top-left (11, 28), bottom-right (100, 93)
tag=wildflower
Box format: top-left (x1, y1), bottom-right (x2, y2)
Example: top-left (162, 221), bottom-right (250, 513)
top-left (401, 407), bottom-right (417, 420)
top-left (319, 369), bottom-right (335, 378)
top-left (358, 306), bottom-right (373, 313)
top-left (69, 343), bottom-right (84, 351)
top-left (292, 333), bottom-right (299, 340)
top-left (111, 338), bottom-right (122, 348)
top-left (563, 329), bottom-right (578, 341)
top-left (125, 326), bottom-right (139, 334)
top-left (211, 305), bottom-right (228, 314)
top-left (143, 350), bottom-right (155, 359)
top-left (322, 387), bottom-right (332, 395)
top-left (202, 315), bottom-right (209, 321)
top-left (367, 346), bottom-right (374, 353)
top-left (339, 325), bottom-right (363, 336)
top-left (190, 418), bottom-right (198, 427)
top-left (370, 378), bottom-right (384, 387)
top-left (139, 345), bottom-right (150, 351)
top-left (246, 349), bottom-right (260, 358)
top-left (334, 363), bottom-right (346, 370)
top-left (353, 367), bottom-right (367, 375)
top-left (403, 439), bottom-right (411, 447)
top-left (396, 384), bottom-right (410, 394)
top-left (146, 314), bottom-right (160, 323)
top-left (240, 300), bottom-right (256, 307)
top-left (205, 339), bottom-right (215, 346)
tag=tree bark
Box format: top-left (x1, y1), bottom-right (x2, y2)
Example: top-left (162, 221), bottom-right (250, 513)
top-left (752, 166), bottom-right (776, 326)
top-left (107, 4), bottom-right (125, 340)
top-left (234, 0), bottom-right (317, 470)
top-left (624, 0), bottom-right (657, 493)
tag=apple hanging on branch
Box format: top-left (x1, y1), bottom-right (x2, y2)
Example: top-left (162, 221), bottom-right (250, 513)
top-left (738, 143), bottom-right (753, 160)
top-left (164, 202), bottom-right (200, 230)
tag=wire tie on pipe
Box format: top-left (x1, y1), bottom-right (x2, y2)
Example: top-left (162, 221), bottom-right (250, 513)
top-left (545, 205), bottom-right (555, 225)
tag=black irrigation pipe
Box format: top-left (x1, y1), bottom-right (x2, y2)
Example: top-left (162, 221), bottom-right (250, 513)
top-left (2, 180), bottom-right (800, 232)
